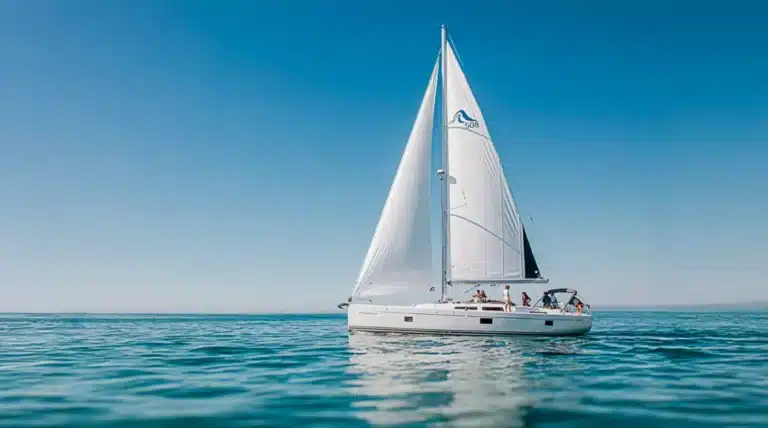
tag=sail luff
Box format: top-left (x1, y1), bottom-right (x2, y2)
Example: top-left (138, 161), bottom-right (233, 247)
top-left (352, 57), bottom-right (440, 298)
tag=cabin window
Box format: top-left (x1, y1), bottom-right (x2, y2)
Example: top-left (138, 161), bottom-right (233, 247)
top-left (481, 307), bottom-right (503, 311)
top-left (545, 320), bottom-right (553, 326)
top-left (454, 306), bottom-right (477, 310)
top-left (480, 318), bottom-right (493, 325)
top-left (404, 316), bottom-right (413, 322)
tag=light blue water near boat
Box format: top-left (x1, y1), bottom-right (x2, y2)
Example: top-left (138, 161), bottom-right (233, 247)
top-left (0, 311), bottom-right (766, 427)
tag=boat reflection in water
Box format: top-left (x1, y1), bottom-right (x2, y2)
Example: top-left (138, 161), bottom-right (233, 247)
top-left (344, 331), bottom-right (587, 427)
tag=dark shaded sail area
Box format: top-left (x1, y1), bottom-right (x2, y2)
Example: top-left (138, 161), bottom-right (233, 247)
top-left (523, 227), bottom-right (541, 279)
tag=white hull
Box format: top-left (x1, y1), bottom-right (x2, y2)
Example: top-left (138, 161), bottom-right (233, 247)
top-left (348, 303), bottom-right (592, 336)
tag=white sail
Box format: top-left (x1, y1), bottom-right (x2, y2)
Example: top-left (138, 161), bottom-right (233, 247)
top-left (443, 42), bottom-right (526, 283)
top-left (353, 59), bottom-right (439, 297)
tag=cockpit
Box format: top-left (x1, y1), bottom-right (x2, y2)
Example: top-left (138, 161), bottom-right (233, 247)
top-left (533, 288), bottom-right (591, 314)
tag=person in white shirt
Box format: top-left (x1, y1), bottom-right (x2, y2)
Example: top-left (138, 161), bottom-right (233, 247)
top-left (503, 285), bottom-right (512, 312)
top-left (550, 292), bottom-right (559, 309)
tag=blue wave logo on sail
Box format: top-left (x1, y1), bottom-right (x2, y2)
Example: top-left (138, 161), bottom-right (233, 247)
top-left (448, 110), bottom-right (479, 129)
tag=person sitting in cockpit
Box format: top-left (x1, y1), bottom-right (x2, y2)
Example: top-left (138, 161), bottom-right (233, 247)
top-left (550, 292), bottom-right (559, 309)
top-left (541, 291), bottom-right (552, 308)
top-left (568, 294), bottom-right (584, 314)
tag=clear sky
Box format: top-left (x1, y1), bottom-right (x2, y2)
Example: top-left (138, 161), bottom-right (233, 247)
top-left (1, 1), bottom-right (766, 313)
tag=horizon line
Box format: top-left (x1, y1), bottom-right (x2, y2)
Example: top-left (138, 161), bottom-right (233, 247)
top-left (1, 301), bottom-right (766, 316)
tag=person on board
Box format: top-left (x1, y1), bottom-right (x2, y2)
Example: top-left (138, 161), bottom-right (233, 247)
top-left (521, 292), bottom-right (531, 307)
top-left (575, 299), bottom-right (584, 314)
top-left (503, 285), bottom-right (512, 312)
top-left (549, 292), bottom-right (559, 309)
top-left (541, 291), bottom-right (552, 308)
top-left (479, 290), bottom-right (488, 302)
top-left (568, 293), bottom-right (584, 314)
top-left (567, 293), bottom-right (577, 306)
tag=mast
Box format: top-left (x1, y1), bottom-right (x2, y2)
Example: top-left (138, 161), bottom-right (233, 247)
top-left (439, 25), bottom-right (450, 302)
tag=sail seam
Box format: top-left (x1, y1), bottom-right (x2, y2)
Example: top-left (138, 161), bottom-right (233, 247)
top-left (447, 126), bottom-right (492, 142)
top-left (448, 213), bottom-right (522, 254)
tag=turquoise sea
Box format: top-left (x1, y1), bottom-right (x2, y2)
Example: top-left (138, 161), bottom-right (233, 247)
top-left (1, 311), bottom-right (766, 427)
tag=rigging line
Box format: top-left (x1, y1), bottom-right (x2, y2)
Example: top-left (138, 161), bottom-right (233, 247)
top-left (447, 32), bottom-right (465, 70)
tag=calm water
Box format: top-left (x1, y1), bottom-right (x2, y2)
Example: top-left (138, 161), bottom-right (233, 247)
top-left (1, 311), bottom-right (766, 427)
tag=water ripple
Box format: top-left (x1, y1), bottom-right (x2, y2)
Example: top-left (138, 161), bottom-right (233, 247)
top-left (0, 311), bottom-right (766, 427)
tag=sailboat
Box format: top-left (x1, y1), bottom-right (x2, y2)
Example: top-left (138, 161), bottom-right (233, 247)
top-left (340, 26), bottom-right (592, 336)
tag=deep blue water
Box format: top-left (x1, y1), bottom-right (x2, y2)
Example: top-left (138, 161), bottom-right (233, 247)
top-left (0, 311), bottom-right (766, 427)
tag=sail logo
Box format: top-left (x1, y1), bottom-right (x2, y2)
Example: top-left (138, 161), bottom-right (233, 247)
top-left (449, 110), bottom-right (479, 129)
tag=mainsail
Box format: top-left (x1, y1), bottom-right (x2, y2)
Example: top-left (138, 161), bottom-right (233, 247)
top-left (443, 40), bottom-right (541, 284)
top-left (352, 59), bottom-right (439, 297)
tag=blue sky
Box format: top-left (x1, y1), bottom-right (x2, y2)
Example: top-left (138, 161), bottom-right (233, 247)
top-left (1, 1), bottom-right (766, 312)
